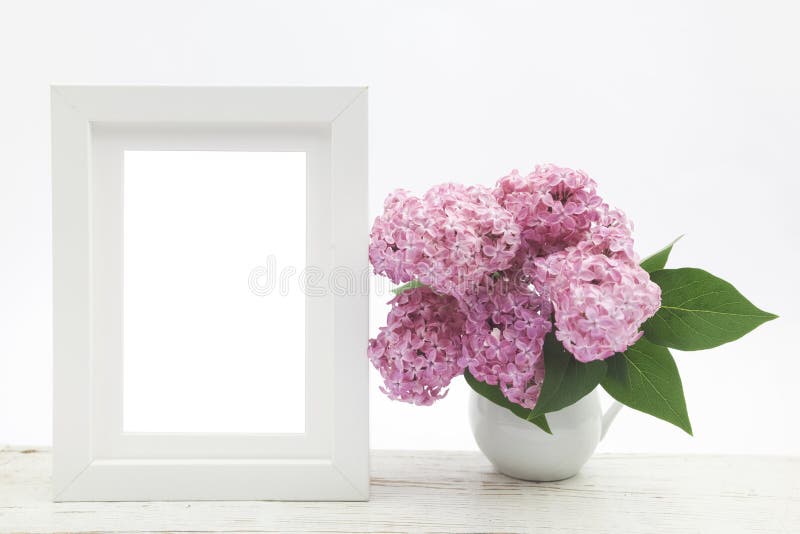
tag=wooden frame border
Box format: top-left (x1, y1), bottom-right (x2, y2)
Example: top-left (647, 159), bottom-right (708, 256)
top-left (52, 86), bottom-right (369, 501)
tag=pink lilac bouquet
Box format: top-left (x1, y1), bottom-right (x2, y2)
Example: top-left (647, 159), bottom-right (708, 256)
top-left (369, 164), bottom-right (776, 433)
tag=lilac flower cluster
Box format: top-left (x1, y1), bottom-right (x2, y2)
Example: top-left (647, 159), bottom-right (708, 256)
top-left (369, 183), bottom-right (520, 295)
top-left (368, 164), bottom-right (661, 409)
top-left (495, 165), bottom-right (604, 257)
top-left (368, 286), bottom-right (465, 405)
top-left (458, 275), bottom-right (552, 409)
top-left (528, 208), bottom-right (660, 362)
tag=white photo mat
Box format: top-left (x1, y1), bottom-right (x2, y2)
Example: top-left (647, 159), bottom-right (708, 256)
top-left (52, 86), bottom-right (369, 501)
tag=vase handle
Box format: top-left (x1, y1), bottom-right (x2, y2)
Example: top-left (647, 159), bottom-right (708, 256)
top-left (600, 401), bottom-right (623, 440)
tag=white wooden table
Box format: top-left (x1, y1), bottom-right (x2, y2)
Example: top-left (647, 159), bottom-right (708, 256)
top-left (1, 448), bottom-right (798, 533)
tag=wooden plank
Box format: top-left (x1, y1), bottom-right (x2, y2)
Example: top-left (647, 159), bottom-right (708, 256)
top-left (0, 449), bottom-right (798, 533)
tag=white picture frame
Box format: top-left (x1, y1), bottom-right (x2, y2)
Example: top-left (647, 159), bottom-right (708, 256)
top-left (51, 86), bottom-right (369, 501)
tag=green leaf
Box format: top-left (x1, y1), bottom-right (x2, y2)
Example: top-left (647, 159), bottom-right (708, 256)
top-left (601, 336), bottom-right (692, 435)
top-left (531, 332), bottom-right (608, 417)
top-left (392, 280), bottom-right (426, 295)
top-left (644, 268), bottom-right (777, 351)
top-left (640, 235), bottom-right (683, 273)
top-left (464, 369), bottom-right (551, 434)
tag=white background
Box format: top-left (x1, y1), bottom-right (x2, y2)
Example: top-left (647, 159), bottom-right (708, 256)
top-left (1, 0), bottom-right (798, 454)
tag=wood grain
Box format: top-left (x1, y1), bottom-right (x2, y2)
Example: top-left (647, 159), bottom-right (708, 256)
top-left (1, 448), bottom-right (798, 533)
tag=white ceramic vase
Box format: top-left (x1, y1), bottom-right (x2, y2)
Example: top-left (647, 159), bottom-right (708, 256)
top-left (468, 388), bottom-right (622, 481)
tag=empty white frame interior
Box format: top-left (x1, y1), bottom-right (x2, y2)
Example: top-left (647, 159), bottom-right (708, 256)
top-left (121, 147), bottom-right (307, 434)
top-left (52, 87), bottom-right (369, 501)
